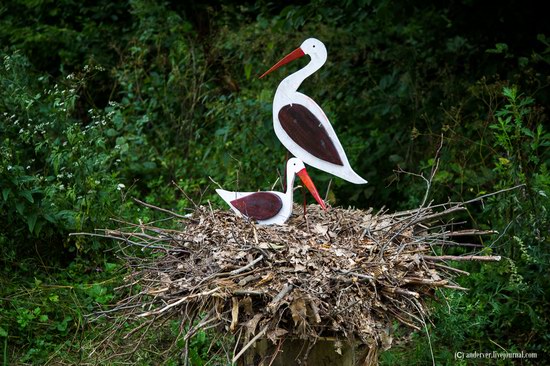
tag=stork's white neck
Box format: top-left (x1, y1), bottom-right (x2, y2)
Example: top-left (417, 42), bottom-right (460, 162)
top-left (284, 166), bottom-right (297, 198)
top-left (276, 55), bottom-right (326, 96)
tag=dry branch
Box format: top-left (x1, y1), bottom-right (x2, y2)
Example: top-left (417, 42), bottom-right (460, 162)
top-left (421, 255), bottom-right (502, 262)
top-left (136, 287), bottom-right (221, 317)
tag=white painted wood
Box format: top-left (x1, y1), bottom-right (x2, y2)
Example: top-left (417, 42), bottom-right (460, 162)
top-left (270, 38), bottom-right (368, 184)
top-left (216, 158), bottom-right (312, 225)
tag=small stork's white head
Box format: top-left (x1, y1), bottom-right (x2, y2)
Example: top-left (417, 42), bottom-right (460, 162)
top-left (286, 157), bottom-right (327, 210)
top-left (299, 38), bottom-right (327, 64)
top-left (287, 157), bottom-right (306, 175)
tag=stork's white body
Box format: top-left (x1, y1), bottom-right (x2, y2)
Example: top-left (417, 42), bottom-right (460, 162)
top-left (215, 189), bottom-right (291, 225)
top-left (267, 38), bottom-right (367, 184)
top-left (216, 158), bottom-right (324, 225)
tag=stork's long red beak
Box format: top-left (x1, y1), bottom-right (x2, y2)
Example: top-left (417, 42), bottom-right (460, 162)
top-left (259, 47), bottom-right (306, 79)
top-left (296, 168), bottom-right (327, 211)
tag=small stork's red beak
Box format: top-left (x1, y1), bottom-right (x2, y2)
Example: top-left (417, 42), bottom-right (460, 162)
top-left (296, 168), bottom-right (327, 211)
top-left (259, 47), bottom-right (306, 79)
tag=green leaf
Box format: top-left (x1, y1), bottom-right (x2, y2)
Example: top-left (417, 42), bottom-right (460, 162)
top-left (104, 262), bottom-right (117, 272)
top-left (106, 128), bottom-right (118, 137)
top-left (33, 220), bottom-right (45, 235)
top-left (14, 175), bottom-right (35, 184)
top-left (56, 316), bottom-right (72, 332)
top-left (142, 161), bottom-right (157, 170)
top-left (15, 202), bottom-right (25, 215)
top-left (502, 86), bottom-right (517, 100)
top-left (518, 57), bottom-right (529, 68)
top-left (49, 294), bottom-right (59, 303)
top-left (0, 326), bottom-right (7, 337)
top-left (44, 213), bottom-right (57, 223)
top-left (521, 127), bottom-right (534, 138)
top-left (19, 190), bottom-right (34, 203)
top-left (2, 188), bottom-right (10, 201)
top-left (27, 214), bottom-right (38, 233)
top-left (244, 63), bottom-right (252, 80)
top-left (486, 43), bottom-right (511, 56)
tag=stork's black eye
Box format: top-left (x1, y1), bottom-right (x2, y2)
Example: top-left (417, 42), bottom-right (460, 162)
top-left (312, 45), bottom-right (315, 48)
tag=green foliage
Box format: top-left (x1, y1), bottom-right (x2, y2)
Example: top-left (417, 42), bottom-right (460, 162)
top-left (491, 87), bottom-right (547, 186)
top-left (0, 259), bottom-right (123, 364)
top-left (474, 86), bottom-right (549, 356)
top-left (382, 84), bottom-right (550, 364)
top-left (169, 320), bottom-right (228, 366)
top-left (0, 52), bottom-right (130, 257)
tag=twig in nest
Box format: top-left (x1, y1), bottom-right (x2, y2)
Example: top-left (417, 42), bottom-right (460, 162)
top-left (69, 231), bottom-right (187, 253)
top-left (137, 287), bottom-right (221, 317)
top-left (133, 198), bottom-right (191, 219)
top-left (324, 179), bottom-right (332, 202)
top-left (431, 263), bottom-right (470, 276)
top-left (387, 184), bottom-right (526, 219)
top-left (232, 325), bottom-right (269, 364)
top-left (230, 255), bottom-right (264, 275)
top-left (208, 176), bottom-right (223, 190)
top-left (339, 269), bottom-right (374, 281)
top-left (382, 287), bottom-right (420, 298)
top-left (233, 290), bottom-right (265, 296)
top-left (385, 307), bottom-right (422, 330)
top-left (232, 328), bottom-right (243, 363)
top-left (307, 295), bottom-right (322, 324)
top-left (230, 297), bottom-right (239, 332)
top-left (172, 180), bottom-right (200, 209)
top-left (443, 284), bottom-right (469, 291)
top-left (442, 229), bottom-right (499, 237)
top-left (421, 255), bottom-right (501, 262)
top-left (183, 309), bottom-right (220, 342)
top-left (267, 284), bottom-right (294, 312)
top-left (410, 206), bottom-right (467, 225)
top-left (268, 339), bottom-right (286, 366)
top-left (402, 278), bottom-right (448, 286)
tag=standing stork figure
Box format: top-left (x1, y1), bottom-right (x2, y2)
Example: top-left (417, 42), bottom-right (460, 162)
top-left (260, 38), bottom-right (368, 184)
top-left (216, 158), bottom-right (326, 225)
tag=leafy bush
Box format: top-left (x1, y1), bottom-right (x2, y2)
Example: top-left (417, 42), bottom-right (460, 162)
top-left (0, 256), bottom-right (123, 364)
top-left (0, 52), bottom-right (130, 258)
top-left (381, 84), bottom-right (549, 364)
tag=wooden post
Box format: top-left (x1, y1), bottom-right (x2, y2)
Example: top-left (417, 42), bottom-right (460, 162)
top-left (240, 337), bottom-right (377, 366)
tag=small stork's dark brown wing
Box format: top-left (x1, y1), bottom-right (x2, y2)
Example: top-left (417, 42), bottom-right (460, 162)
top-left (230, 192), bottom-right (283, 220)
top-left (278, 104), bottom-right (344, 166)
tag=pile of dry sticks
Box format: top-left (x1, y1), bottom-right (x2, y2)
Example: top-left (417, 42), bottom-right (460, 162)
top-left (81, 192), bottom-right (506, 364)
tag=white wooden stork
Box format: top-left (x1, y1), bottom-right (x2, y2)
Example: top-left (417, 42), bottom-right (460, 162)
top-left (216, 158), bottom-right (326, 225)
top-left (260, 38), bottom-right (367, 184)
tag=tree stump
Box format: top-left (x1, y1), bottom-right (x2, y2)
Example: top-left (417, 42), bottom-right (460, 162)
top-left (241, 338), bottom-right (378, 366)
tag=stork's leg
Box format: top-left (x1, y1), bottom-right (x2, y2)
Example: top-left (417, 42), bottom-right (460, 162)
top-left (302, 185), bottom-right (307, 216)
top-left (302, 185), bottom-right (310, 232)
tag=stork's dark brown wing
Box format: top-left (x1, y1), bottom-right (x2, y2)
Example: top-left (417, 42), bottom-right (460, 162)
top-left (278, 104), bottom-right (344, 166)
top-left (230, 192), bottom-right (283, 220)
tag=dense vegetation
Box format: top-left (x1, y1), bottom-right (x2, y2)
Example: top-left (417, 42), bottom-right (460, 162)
top-left (1, 0), bottom-right (549, 364)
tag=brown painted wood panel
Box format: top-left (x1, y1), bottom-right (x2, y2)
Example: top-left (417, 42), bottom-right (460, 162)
top-left (278, 104), bottom-right (343, 166)
top-left (231, 192), bottom-right (283, 221)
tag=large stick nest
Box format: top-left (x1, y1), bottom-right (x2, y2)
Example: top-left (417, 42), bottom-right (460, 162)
top-left (91, 201), bottom-right (500, 362)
